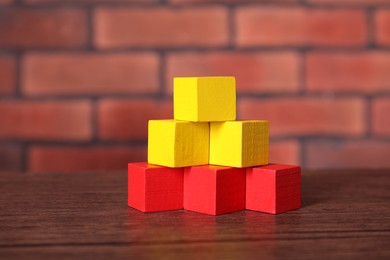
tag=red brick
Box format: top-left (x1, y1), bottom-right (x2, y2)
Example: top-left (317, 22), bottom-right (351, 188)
top-left (376, 10), bottom-right (390, 46)
top-left (0, 101), bottom-right (91, 140)
top-left (0, 8), bottom-right (87, 49)
top-left (306, 52), bottom-right (390, 93)
top-left (236, 8), bottom-right (366, 47)
top-left (0, 56), bottom-right (16, 95)
top-left (99, 99), bottom-right (173, 140)
top-left (0, 0), bottom-right (14, 4)
top-left (306, 140), bottom-right (390, 169)
top-left (94, 7), bottom-right (228, 48)
top-left (270, 140), bottom-right (301, 165)
top-left (166, 52), bottom-right (299, 94)
top-left (22, 53), bottom-right (159, 96)
top-left (28, 146), bottom-right (147, 172)
top-left (238, 98), bottom-right (365, 136)
top-left (0, 144), bottom-right (22, 171)
top-left (307, 0), bottom-right (390, 5)
top-left (373, 98), bottom-right (390, 137)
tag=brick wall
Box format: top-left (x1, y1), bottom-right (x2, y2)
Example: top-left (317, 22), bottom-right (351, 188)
top-left (0, 0), bottom-right (389, 172)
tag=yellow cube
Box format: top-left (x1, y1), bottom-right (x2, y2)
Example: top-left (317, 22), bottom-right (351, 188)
top-left (210, 120), bottom-right (269, 168)
top-left (148, 120), bottom-right (209, 168)
top-left (173, 76), bottom-right (236, 122)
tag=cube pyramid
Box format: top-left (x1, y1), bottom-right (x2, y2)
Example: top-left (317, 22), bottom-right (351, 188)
top-left (128, 76), bottom-right (301, 216)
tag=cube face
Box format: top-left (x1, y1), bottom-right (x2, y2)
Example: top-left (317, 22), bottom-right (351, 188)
top-left (210, 121), bottom-right (269, 168)
top-left (183, 166), bottom-right (217, 215)
top-left (215, 167), bottom-right (246, 215)
top-left (242, 121), bottom-right (269, 167)
top-left (246, 168), bottom-right (276, 213)
top-left (246, 164), bottom-right (301, 214)
top-left (173, 78), bottom-right (198, 121)
top-left (148, 120), bottom-right (209, 167)
top-left (184, 165), bottom-right (246, 216)
top-left (148, 120), bottom-right (175, 166)
top-left (128, 163), bottom-right (146, 212)
top-left (128, 162), bottom-right (184, 213)
top-left (275, 173), bottom-right (301, 213)
top-left (174, 76), bottom-right (236, 122)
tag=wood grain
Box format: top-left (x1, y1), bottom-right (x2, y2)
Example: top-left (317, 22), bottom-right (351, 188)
top-left (0, 170), bottom-right (390, 259)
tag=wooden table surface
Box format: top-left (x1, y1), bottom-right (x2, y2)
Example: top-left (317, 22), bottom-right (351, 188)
top-left (0, 170), bottom-right (389, 259)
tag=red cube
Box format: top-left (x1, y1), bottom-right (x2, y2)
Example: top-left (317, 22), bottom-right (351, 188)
top-left (184, 165), bottom-right (246, 216)
top-left (246, 164), bottom-right (301, 214)
top-left (128, 162), bottom-right (183, 212)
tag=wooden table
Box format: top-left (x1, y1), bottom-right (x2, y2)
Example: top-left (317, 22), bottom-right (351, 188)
top-left (1, 170), bottom-right (389, 259)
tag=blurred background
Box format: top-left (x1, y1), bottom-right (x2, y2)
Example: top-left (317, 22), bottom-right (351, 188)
top-left (0, 0), bottom-right (389, 172)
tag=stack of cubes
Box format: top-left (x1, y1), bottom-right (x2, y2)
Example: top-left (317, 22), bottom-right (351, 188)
top-left (128, 77), bottom-right (301, 215)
